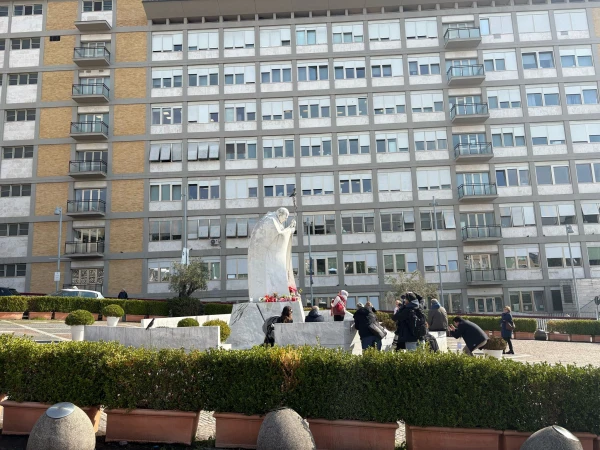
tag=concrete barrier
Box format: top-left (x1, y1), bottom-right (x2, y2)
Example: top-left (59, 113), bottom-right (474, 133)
top-left (303, 311), bottom-right (354, 322)
top-left (273, 322), bottom-right (361, 354)
top-left (140, 314), bottom-right (231, 329)
top-left (84, 325), bottom-right (220, 352)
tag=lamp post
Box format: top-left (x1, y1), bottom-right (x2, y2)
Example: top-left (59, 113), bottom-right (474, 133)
top-left (566, 224), bottom-right (580, 316)
top-left (430, 197), bottom-right (444, 305)
top-left (181, 193), bottom-right (189, 265)
top-left (54, 206), bottom-right (63, 291)
top-left (305, 218), bottom-right (314, 307)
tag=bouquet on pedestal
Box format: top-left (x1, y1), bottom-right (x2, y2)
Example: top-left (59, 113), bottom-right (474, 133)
top-left (260, 286), bottom-right (302, 302)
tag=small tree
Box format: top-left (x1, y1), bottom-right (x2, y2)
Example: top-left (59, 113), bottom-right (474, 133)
top-left (386, 270), bottom-right (438, 303)
top-left (168, 260), bottom-right (209, 298)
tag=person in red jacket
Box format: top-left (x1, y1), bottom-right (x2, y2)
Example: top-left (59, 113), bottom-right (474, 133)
top-left (331, 290), bottom-right (348, 321)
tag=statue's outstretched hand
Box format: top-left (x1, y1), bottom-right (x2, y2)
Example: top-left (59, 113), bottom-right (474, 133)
top-left (289, 220), bottom-right (296, 229)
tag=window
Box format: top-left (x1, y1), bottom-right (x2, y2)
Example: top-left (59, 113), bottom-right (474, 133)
top-left (509, 290), bottom-right (544, 313)
top-left (260, 63), bottom-right (292, 83)
top-left (149, 219), bottom-right (182, 241)
top-left (554, 9), bottom-right (588, 32)
top-left (380, 210), bottom-right (415, 232)
top-left (414, 129), bottom-right (447, 151)
top-left (188, 103), bottom-right (219, 124)
top-left (588, 246), bottom-right (600, 266)
top-left (227, 257), bottom-right (248, 279)
top-left (8, 73), bottom-right (37, 86)
top-left (546, 243), bottom-right (582, 268)
top-left (150, 182), bottom-right (181, 202)
top-left (262, 99), bottom-right (293, 121)
top-left (149, 142), bottom-right (183, 162)
top-left (496, 166), bottom-right (530, 187)
top-left (368, 20), bottom-right (401, 42)
top-left (373, 94), bottom-right (406, 115)
top-left (2, 146), bottom-right (33, 159)
top-left (5, 109), bottom-right (35, 122)
top-left (226, 217), bottom-right (259, 238)
top-left (187, 179), bottom-right (220, 200)
top-left (341, 211), bottom-right (375, 233)
top-left (483, 50), bottom-right (517, 72)
top-left (224, 65), bottom-right (255, 85)
top-left (305, 253), bottom-right (338, 276)
top-left (148, 261), bottom-right (173, 283)
top-left (83, 0), bottom-right (112, 12)
top-left (416, 168), bottom-right (452, 190)
top-left (453, 133), bottom-right (487, 151)
top-left (420, 209), bottom-right (456, 231)
top-left (536, 164), bottom-right (570, 185)
top-left (188, 66), bottom-right (218, 87)
top-left (371, 57), bottom-right (403, 78)
top-left (456, 172), bottom-right (490, 188)
top-left (297, 61), bottom-right (328, 81)
top-left (224, 102), bottom-right (256, 123)
top-left (202, 260), bottom-right (221, 280)
top-left (151, 105), bottom-right (181, 125)
top-left (260, 26), bottom-right (291, 48)
top-left (296, 24), bottom-right (327, 46)
top-left (343, 251), bottom-right (377, 274)
top-left (0, 40), bottom-right (5, 51)
top-left (530, 124), bottom-right (566, 145)
top-left (408, 55), bottom-right (440, 75)
top-left (384, 251), bottom-right (418, 273)
top-left (526, 85), bottom-right (560, 107)
top-left (152, 33), bottom-right (183, 52)
top-left (480, 14), bottom-right (513, 36)
top-left (376, 131), bottom-right (412, 155)
top-left (334, 59), bottom-right (366, 79)
top-left (460, 211), bottom-right (495, 229)
top-left (225, 139), bottom-right (257, 160)
top-left (187, 141), bottom-right (219, 161)
top-left (0, 264), bottom-right (26, 277)
top-left (571, 122), bottom-right (600, 143)
top-left (152, 68), bottom-right (182, 89)
top-left (540, 203), bottom-right (576, 226)
top-left (79, 76), bottom-right (109, 92)
top-left (338, 134), bottom-right (369, 155)
top-left (336, 97), bottom-right (367, 117)
top-left (299, 97), bottom-right (330, 119)
top-left (188, 30), bottom-right (219, 51)
top-left (517, 12), bottom-right (551, 34)
top-left (225, 178), bottom-right (258, 199)
top-left (0, 6), bottom-right (8, 16)
top-left (504, 246), bottom-right (540, 269)
top-left (14, 4), bottom-right (42, 15)
top-left (304, 214), bottom-right (336, 235)
top-left (339, 173), bottom-right (372, 194)
top-left (188, 217), bottom-right (221, 240)
top-left (582, 202), bottom-right (600, 223)
top-left (500, 204), bottom-right (535, 228)
top-left (405, 18), bottom-right (438, 40)
top-left (300, 135), bottom-right (332, 157)
top-left (566, 85), bottom-right (598, 105)
top-left (0, 223), bottom-right (29, 236)
top-left (424, 248), bottom-right (459, 272)
top-left (263, 176), bottom-right (295, 197)
top-left (487, 88), bottom-right (521, 110)
top-left (576, 162), bottom-right (600, 183)
top-left (522, 50), bottom-right (554, 69)
top-left (224, 29), bottom-right (254, 49)
top-left (77, 112), bottom-right (107, 126)
top-left (378, 170), bottom-right (412, 192)
top-left (560, 46), bottom-right (593, 68)
top-left (301, 173), bottom-right (334, 196)
top-left (410, 91), bottom-right (443, 113)
top-left (263, 137), bottom-right (294, 159)
top-left (332, 23), bottom-right (364, 44)
top-left (11, 38), bottom-right (40, 50)
top-left (0, 184), bottom-right (31, 197)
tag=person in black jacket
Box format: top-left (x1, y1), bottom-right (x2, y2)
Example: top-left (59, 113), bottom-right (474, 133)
top-left (393, 293), bottom-right (425, 352)
top-left (353, 304), bottom-right (385, 350)
top-left (449, 316), bottom-right (488, 356)
top-left (117, 289), bottom-right (128, 299)
top-left (305, 305), bottom-right (324, 323)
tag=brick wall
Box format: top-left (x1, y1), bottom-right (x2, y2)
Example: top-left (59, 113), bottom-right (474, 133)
top-left (37, 145), bottom-right (71, 177)
top-left (39, 107), bottom-right (72, 139)
top-left (46, 1), bottom-right (77, 30)
top-left (108, 259), bottom-right (143, 296)
top-left (116, 32), bottom-right (147, 63)
top-left (32, 222), bottom-right (67, 256)
top-left (35, 182), bottom-right (69, 216)
top-left (43, 35), bottom-right (76, 66)
top-left (114, 68), bottom-right (146, 99)
top-left (113, 141), bottom-right (145, 174)
top-left (110, 218), bottom-right (143, 253)
top-left (593, 9), bottom-right (600, 37)
top-left (111, 179), bottom-right (144, 212)
top-left (114, 104), bottom-right (146, 136)
top-left (116, 0), bottom-right (147, 27)
top-left (30, 262), bottom-right (67, 294)
top-left (41, 71), bottom-right (73, 102)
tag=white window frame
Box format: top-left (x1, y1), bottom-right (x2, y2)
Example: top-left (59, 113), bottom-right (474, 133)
top-left (410, 91), bottom-right (444, 113)
top-left (301, 173), bottom-right (335, 196)
top-left (188, 66), bottom-right (219, 87)
top-left (151, 105), bottom-right (182, 125)
top-left (149, 142), bottom-right (183, 163)
top-left (260, 63), bottom-right (292, 84)
top-left (299, 97), bottom-right (330, 119)
top-left (380, 209), bottom-right (416, 233)
top-left (226, 256), bottom-right (248, 279)
top-left (263, 176), bottom-right (296, 197)
top-left (373, 93), bottom-right (406, 115)
top-left (263, 137), bottom-right (294, 159)
top-left (224, 64), bottom-right (255, 85)
top-left (405, 18), bottom-right (438, 40)
top-left (570, 121), bottom-right (600, 143)
top-left (261, 99), bottom-right (293, 121)
top-left (334, 59), bottom-right (366, 80)
top-left (414, 129), bottom-right (448, 151)
top-left (500, 204), bottom-right (536, 228)
top-left (479, 13), bottom-right (513, 36)
top-left (296, 24), bottom-right (327, 46)
top-left (149, 182), bottom-right (182, 202)
top-left (559, 46), bottom-right (593, 68)
top-left (495, 165), bottom-right (530, 187)
top-left (343, 251), bottom-right (378, 275)
top-left (224, 102), bottom-right (256, 123)
top-left (408, 55), bottom-right (441, 76)
top-left (151, 67), bottom-right (183, 89)
top-left (368, 20), bottom-right (401, 42)
top-left (336, 97), bottom-right (368, 117)
top-left (487, 87), bottom-right (522, 110)
top-left (187, 178), bottom-right (220, 200)
top-left (332, 23), bottom-right (364, 44)
top-left (526, 85), bottom-right (561, 107)
top-left (339, 172), bottom-right (372, 194)
top-left (378, 170), bottom-right (412, 192)
top-left (530, 124), bottom-right (566, 146)
top-left (554, 10), bottom-right (588, 33)
top-left (416, 167), bottom-right (452, 191)
top-left (338, 134), bottom-right (370, 155)
top-left (545, 243), bottom-right (582, 268)
top-left (225, 178), bottom-right (259, 199)
top-left (260, 26), bottom-right (291, 48)
top-left (297, 60), bottom-right (329, 81)
top-left (516, 12), bottom-right (551, 34)
top-left (375, 132), bottom-right (409, 153)
top-left (300, 135), bottom-right (332, 157)
top-left (371, 57), bottom-right (403, 78)
top-left (188, 30), bottom-right (219, 51)
top-left (152, 32), bottom-right (183, 53)
top-left (504, 245), bottom-right (540, 270)
top-left (225, 139), bottom-right (257, 160)
top-left (424, 248), bottom-right (459, 272)
top-left (535, 163), bottom-right (571, 185)
top-left (224, 28), bottom-right (255, 49)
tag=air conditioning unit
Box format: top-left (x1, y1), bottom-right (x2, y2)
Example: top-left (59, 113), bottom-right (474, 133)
top-left (210, 239), bottom-right (221, 246)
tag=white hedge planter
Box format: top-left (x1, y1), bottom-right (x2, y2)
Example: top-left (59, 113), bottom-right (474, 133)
top-left (483, 349), bottom-right (503, 359)
top-left (107, 317), bottom-right (120, 327)
top-left (71, 325), bottom-right (85, 341)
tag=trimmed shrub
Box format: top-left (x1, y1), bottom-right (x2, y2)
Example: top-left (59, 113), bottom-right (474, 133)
top-left (0, 296), bottom-right (28, 312)
top-left (124, 300), bottom-right (147, 316)
top-left (168, 297), bottom-right (204, 317)
top-left (27, 296), bottom-right (57, 313)
top-left (203, 319), bottom-right (231, 342)
top-left (375, 311), bottom-right (396, 332)
top-left (146, 300), bottom-right (170, 317)
top-left (547, 320), bottom-right (600, 336)
top-left (177, 318), bottom-right (199, 327)
top-left (482, 337), bottom-right (506, 351)
top-left (456, 316), bottom-right (537, 333)
top-left (65, 310), bottom-right (95, 326)
top-left (204, 303), bottom-right (233, 315)
top-left (101, 304), bottom-right (124, 318)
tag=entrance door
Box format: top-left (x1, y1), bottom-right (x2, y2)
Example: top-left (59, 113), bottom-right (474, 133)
top-left (551, 289), bottom-right (563, 312)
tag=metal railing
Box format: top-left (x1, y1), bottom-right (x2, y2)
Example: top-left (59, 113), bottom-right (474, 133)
top-left (446, 64), bottom-right (485, 82)
top-left (454, 142), bottom-right (493, 159)
top-left (67, 200), bottom-right (106, 214)
top-left (466, 268), bottom-right (506, 283)
top-left (70, 121), bottom-right (109, 135)
top-left (444, 27), bottom-right (481, 44)
top-left (461, 225), bottom-right (502, 240)
top-left (73, 46), bottom-right (110, 59)
top-left (450, 103), bottom-right (489, 120)
top-left (65, 241), bottom-right (105, 255)
top-left (72, 83), bottom-right (109, 97)
top-left (69, 160), bottom-right (107, 174)
top-left (458, 183), bottom-right (497, 198)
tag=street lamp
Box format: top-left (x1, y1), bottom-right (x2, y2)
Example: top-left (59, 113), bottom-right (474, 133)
top-left (566, 224), bottom-right (580, 316)
top-left (181, 193), bottom-right (189, 265)
top-left (305, 218), bottom-right (314, 307)
top-left (430, 196), bottom-right (444, 306)
top-left (54, 206), bottom-right (63, 292)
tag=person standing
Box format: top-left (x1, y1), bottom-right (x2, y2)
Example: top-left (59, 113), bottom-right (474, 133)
top-left (118, 289), bottom-right (128, 299)
top-left (501, 306), bottom-right (515, 355)
top-left (427, 299), bottom-right (448, 332)
top-left (353, 303), bottom-right (385, 351)
top-left (393, 294), bottom-right (427, 351)
top-left (305, 305), bottom-right (324, 323)
top-left (449, 316), bottom-right (488, 356)
top-left (331, 290), bottom-right (348, 322)
top-left (263, 306), bottom-right (294, 347)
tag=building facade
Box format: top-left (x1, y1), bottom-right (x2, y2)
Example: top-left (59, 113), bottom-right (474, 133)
top-left (1, 0), bottom-right (600, 313)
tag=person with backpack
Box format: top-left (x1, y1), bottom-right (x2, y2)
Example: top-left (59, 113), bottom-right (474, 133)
top-left (393, 293), bottom-right (427, 351)
top-left (353, 303), bottom-right (386, 351)
top-left (331, 290), bottom-right (348, 322)
top-left (263, 305), bottom-right (293, 347)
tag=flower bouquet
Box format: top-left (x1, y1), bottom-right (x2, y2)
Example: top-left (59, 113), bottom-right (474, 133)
top-left (260, 286), bottom-right (302, 302)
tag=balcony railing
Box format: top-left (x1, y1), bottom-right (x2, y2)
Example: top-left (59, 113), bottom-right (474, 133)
top-left (461, 226), bottom-right (502, 240)
top-left (65, 241), bottom-right (105, 256)
top-left (454, 143), bottom-right (493, 159)
top-left (73, 46), bottom-right (110, 60)
top-left (458, 183), bottom-right (497, 199)
top-left (69, 160), bottom-right (107, 175)
top-left (444, 27), bottom-right (481, 47)
top-left (446, 64), bottom-right (485, 83)
top-left (70, 121), bottom-right (109, 137)
top-left (450, 103), bottom-right (489, 121)
top-left (67, 200), bottom-right (106, 214)
top-left (466, 268), bottom-right (507, 283)
top-left (72, 83), bottom-right (109, 99)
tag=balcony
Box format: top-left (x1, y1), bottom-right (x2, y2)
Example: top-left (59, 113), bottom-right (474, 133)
top-left (73, 47), bottom-right (110, 67)
top-left (466, 268), bottom-right (506, 285)
top-left (461, 226), bottom-right (502, 242)
top-left (65, 241), bottom-right (105, 258)
top-left (447, 65), bottom-right (485, 86)
top-left (70, 121), bottom-right (108, 141)
top-left (444, 27), bottom-right (481, 49)
top-left (454, 143), bottom-right (493, 162)
top-left (68, 160), bottom-right (107, 178)
top-left (72, 83), bottom-right (109, 103)
top-left (66, 200), bottom-right (106, 217)
top-left (450, 103), bottom-right (489, 123)
top-left (75, 20), bottom-right (111, 32)
top-left (458, 183), bottom-right (498, 202)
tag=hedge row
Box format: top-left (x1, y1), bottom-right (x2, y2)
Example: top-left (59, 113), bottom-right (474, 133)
top-left (203, 303), bottom-right (233, 315)
top-left (1, 335), bottom-right (599, 434)
top-left (459, 315), bottom-right (538, 333)
top-left (547, 320), bottom-right (600, 336)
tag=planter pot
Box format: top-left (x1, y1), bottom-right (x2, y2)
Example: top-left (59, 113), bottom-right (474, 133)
top-left (514, 332), bottom-right (535, 340)
top-left (0, 312), bottom-right (24, 320)
top-left (214, 412), bottom-right (265, 449)
top-left (81, 406), bottom-right (102, 433)
top-left (0, 401), bottom-right (49, 435)
top-left (574, 433), bottom-right (596, 450)
top-left (106, 316), bottom-right (120, 327)
top-left (482, 349), bottom-right (503, 359)
top-left (570, 334), bottom-right (592, 343)
top-left (595, 436), bottom-right (600, 450)
top-left (125, 314), bottom-right (146, 323)
top-left (502, 430), bottom-right (531, 450)
top-left (71, 325), bottom-right (85, 341)
top-left (594, 336), bottom-right (600, 343)
top-left (53, 312), bottom-right (70, 320)
top-left (28, 312), bottom-right (52, 320)
top-left (106, 408), bottom-right (200, 445)
top-left (548, 333), bottom-right (570, 342)
top-left (309, 418), bottom-right (398, 450)
top-left (406, 425), bottom-right (502, 450)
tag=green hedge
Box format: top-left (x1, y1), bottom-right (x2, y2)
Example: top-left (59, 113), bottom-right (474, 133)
top-left (1, 335), bottom-right (600, 434)
top-left (547, 320), bottom-right (600, 336)
top-left (146, 300), bottom-right (170, 317)
top-left (458, 316), bottom-right (538, 333)
top-left (203, 303), bottom-right (233, 315)
top-left (0, 297), bottom-right (28, 312)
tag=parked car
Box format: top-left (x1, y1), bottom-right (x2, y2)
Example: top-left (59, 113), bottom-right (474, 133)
top-left (50, 288), bottom-right (105, 299)
top-left (0, 287), bottom-right (19, 296)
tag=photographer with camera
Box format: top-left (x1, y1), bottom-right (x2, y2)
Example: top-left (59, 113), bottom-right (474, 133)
top-left (393, 292), bottom-right (427, 351)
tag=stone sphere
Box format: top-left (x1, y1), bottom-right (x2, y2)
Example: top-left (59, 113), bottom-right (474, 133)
top-left (534, 329), bottom-right (548, 341)
top-left (257, 408), bottom-right (316, 450)
top-left (26, 403), bottom-right (95, 450)
top-left (520, 425), bottom-right (583, 450)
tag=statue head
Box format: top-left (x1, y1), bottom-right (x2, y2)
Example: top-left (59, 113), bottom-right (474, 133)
top-left (276, 207), bottom-right (289, 224)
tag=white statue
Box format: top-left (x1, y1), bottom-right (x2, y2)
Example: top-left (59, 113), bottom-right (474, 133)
top-left (248, 207), bottom-right (297, 300)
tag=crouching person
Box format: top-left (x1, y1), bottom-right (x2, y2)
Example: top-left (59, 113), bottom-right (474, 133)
top-left (449, 316), bottom-right (488, 356)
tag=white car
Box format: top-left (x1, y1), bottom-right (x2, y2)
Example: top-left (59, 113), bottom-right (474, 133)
top-left (50, 288), bottom-right (105, 299)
